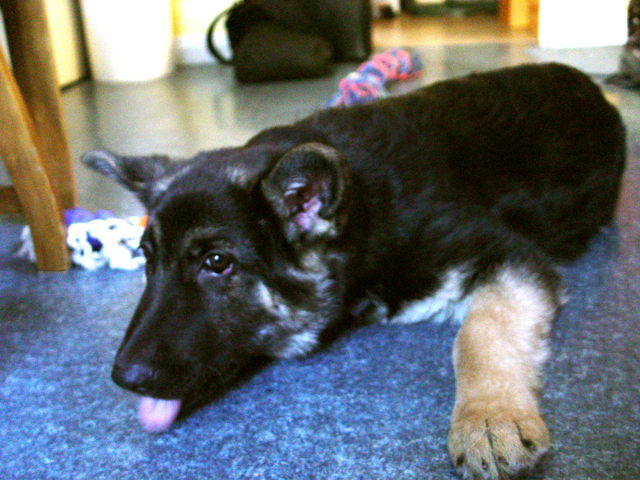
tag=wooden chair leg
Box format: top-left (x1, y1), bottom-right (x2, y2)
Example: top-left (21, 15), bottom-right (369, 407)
top-left (0, 47), bottom-right (69, 271)
top-left (1, 0), bottom-right (77, 212)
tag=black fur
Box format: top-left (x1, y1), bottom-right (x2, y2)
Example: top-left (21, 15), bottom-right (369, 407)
top-left (84, 63), bottom-right (625, 473)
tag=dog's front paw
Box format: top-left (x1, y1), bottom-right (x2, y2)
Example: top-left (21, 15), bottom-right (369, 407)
top-left (447, 405), bottom-right (549, 479)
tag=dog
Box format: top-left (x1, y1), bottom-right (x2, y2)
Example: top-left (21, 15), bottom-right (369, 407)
top-left (84, 63), bottom-right (625, 479)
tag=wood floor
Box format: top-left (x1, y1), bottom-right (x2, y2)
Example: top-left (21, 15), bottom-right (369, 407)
top-left (372, 13), bottom-right (536, 49)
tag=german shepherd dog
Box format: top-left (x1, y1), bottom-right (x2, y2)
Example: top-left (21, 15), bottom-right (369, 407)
top-left (84, 63), bottom-right (625, 479)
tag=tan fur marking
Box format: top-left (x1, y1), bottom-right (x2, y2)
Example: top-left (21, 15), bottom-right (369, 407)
top-left (448, 267), bottom-right (555, 479)
top-left (254, 247), bottom-right (336, 359)
top-left (391, 267), bottom-right (470, 325)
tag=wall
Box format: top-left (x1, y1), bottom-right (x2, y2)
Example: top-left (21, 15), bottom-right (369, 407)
top-left (538, 0), bottom-right (628, 48)
top-left (172, 0), bottom-right (233, 64)
top-left (173, 0), bottom-right (232, 35)
top-left (0, 9), bottom-right (8, 59)
top-left (43, 0), bottom-right (88, 85)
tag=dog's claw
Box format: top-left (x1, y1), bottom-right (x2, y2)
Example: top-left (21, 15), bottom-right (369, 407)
top-left (448, 408), bottom-right (549, 479)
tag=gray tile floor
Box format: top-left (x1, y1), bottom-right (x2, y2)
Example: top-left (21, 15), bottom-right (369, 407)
top-left (1, 43), bottom-right (640, 479)
top-left (64, 43), bottom-right (537, 217)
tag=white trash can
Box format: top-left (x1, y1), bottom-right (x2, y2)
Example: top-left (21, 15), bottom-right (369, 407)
top-left (80, 0), bottom-right (174, 82)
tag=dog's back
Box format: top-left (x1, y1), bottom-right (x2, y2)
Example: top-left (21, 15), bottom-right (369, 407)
top-left (297, 62), bottom-right (625, 260)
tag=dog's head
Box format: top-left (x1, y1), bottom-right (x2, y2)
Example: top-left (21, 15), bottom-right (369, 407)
top-left (83, 141), bottom-right (353, 432)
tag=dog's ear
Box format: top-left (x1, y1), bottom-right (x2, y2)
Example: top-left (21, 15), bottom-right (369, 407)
top-left (261, 143), bottom-right (351, 244)
top-left (82, 150), bottom-right (175, 209)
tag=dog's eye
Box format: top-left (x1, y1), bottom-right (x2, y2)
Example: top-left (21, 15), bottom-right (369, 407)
top-left (201, 252), bottom-right (233, 276)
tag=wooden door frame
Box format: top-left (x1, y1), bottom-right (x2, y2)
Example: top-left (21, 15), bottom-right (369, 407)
top-left (499, 0), bottom-right (539, 35)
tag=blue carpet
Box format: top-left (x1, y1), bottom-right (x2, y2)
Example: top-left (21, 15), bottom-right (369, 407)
top-left (1, 200), bottom-right (639, 479)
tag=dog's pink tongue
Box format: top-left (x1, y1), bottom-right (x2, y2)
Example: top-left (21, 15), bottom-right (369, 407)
top-left (137, 397), bottom-right (182, 433)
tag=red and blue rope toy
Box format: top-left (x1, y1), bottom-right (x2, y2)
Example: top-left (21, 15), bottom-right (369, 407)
top-left (324, 48), bottom-right (423, 108)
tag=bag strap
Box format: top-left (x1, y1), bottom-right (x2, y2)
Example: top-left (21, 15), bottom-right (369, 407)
top-left (206, 6), bottom-right (234, 65)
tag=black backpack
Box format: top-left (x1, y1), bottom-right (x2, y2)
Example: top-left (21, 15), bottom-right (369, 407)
top-left (206, 0), bottom-right (371, 83)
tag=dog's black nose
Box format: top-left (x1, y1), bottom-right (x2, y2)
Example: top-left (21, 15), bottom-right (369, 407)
top-left (111, 363), bottom-right (157, 394)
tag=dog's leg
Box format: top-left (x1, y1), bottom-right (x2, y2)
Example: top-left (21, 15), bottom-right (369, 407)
top-left (448, 266), bottom-right (557, 479)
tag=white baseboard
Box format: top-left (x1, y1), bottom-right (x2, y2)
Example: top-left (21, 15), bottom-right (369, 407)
top-left (173, 32), bottom-right (231, 65)
top-left (527, 46), bottom-right (622, 76)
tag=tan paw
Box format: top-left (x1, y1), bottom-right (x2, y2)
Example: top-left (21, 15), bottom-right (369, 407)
top-left (447, 407), bottom-right (550, 479)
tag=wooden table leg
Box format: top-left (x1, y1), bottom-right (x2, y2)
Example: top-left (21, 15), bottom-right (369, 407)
top-left (1, 0), bottom-right (77, 212)
top-left (0, 47), bottom-right (69, 271)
